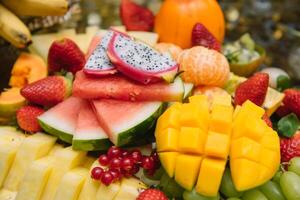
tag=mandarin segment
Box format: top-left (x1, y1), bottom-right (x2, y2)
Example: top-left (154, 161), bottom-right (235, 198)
top-left (196, 158), bottom-right (226, 196)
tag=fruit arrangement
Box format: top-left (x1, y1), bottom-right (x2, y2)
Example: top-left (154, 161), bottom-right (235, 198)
top-left (1, 0), bottom-right (300, 199)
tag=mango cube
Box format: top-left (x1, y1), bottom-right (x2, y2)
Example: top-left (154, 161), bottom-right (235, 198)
top-left (204, 131), bottom-right (230, 159)
top-left (180, 103), bottom-right (208, 131)
top-left (260, 130), bottom-right (280, 151)
top-left (178, 127), bottom-right (206, 154)
top-left (159, 152), bottom-right (178, 178)
top-left (156, 128), bottom-right (179, 152)
top-left (259, 148), bottom-right (280, 172)
top-left (156, 103), bottom-right (181, 132)
top-left (209, 104), bottom-right (233, 135)
top-left (175, 154), bottom-right (202, 190)
top-left (196, 158), bottom-right (226, 196)
top-left (212, 94), bottom-right (232, 106)
top-left (230, 137), bottom-right (261, 162)
top-left (233, 117), bottom-right (265, 140)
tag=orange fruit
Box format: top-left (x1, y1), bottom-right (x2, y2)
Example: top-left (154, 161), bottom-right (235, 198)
top-left (177, 46), bottom-right (230, 87)
top-left (155, 43), bottom-right (183, 60)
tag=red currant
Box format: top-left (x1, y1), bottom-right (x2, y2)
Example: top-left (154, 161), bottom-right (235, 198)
top-left (131, 150), bottom-right (142, 163)
top-left (91, 167), bottom-right (104, 180)
top-left (110, 158), bottom-right (122, 169)
top-left (151, 151), bottom-right (159, 162)
top-left (130, 164), bottom-right (140, 175)
top-left (98, 154), bottom-right (110, 166)
top-left (141, 156), bottom-right (155, 170)
top-left (101, 171), bottom-right (114, 186)
top-left (108, 168), bottom-right (121, 181)
top-left (107, 146), bottom-right (122, 159)
top-left (121, 157), bottom-right (134, 172)
top-left (121, 150), bottom-right (130, 158)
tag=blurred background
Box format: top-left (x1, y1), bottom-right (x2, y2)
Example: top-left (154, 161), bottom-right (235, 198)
top-left (1, 0), bottom-right (300, 89)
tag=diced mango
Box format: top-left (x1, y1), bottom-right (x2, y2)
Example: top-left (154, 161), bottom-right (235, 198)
top-left (233, 117), bottom-right (266, 140)
top-left (230, 158), bottom-right (261, 191)
top-left (196, 158), bottom-right (226, 196)
top-left (260, 130), bottom-right (280, 151)
top-left (259, 148), bottom-right (280, 172)
top-left (209, 104), bottom-right (233, 135)
top-left (159, 152), bottom-right (178, 178)
top-left (180, 103), bottom-right (209, 131)
top-left (156, 128), bottom-right (179, 152)
top-left (205, 131), bottom-right (230, 159)
top-left (178, 127), bottom-right (206, 154)
top-left (4, 133), bottom-right (56, 191)
top-left (230, 137), bottom-right (261, 162)
top-left (96, 181), bottom-right (120, 200)
top-left (212, 94), bottom-right (232, 107)
top-left (175, 154), bottom-right (202, 190)
top-left (257, 165), bottom-right (274, 186)
top-left (156, 103), bottom-right (181, 133)
top-left (189, 95), bottom-right (208, 105)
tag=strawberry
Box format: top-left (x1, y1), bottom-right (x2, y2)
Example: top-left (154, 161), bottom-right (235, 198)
top-left (16, 105), bottom-right (44, 133)
top-left (262, 112), bottom-right (273, 128)
top-left (21, 76), bottom-right (72, 107)
top-left (234, 73), bottom-right (269, 106)
top-left (120, 0), bottom-right (154, 31)
top-left (48, 38), bottom-right (86, 74)
top-left (280, 132), bottom-right (300, 162)
top-left (191, 23), bottom-right (221, 52)
top-left (137, 189), bottom-right (168, 200)
top-left (283, 89), bottom-right (300, 118)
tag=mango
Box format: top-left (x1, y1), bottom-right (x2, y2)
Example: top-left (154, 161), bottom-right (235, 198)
top-left (156, 96), bottom-right (280, 196)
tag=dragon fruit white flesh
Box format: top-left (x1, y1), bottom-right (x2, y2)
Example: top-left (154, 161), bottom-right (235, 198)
top-left (83, 30), bottom-right (117, 77)
top-left (107, 32), bottom-right (179, 84)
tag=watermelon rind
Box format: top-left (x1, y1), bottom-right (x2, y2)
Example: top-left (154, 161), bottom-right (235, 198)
top-left (72, 138), bottom-right (112, 151)
top-left (38, 119), bottom-right (72, 143)
top-left (115, 102), bottom-right (163, 146)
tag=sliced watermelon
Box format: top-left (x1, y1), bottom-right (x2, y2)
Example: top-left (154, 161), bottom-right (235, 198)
top-left (38, 97), bottom-right (83, 143)
top-left (73, 101), bottom-right (111, 151)
top-left (91, 99), bottom-right (163, 146)
top-left (73, 71), bottom-right (184, 102)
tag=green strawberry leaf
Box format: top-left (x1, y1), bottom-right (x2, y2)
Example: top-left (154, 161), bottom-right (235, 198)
top-left (158, 170), bottom-right (184, 199)
top-left (277, 113), bottom-right (300, 138)
top-left (276, 75), bottom-right (292, 92)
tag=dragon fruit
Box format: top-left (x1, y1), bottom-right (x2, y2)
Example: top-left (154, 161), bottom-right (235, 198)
top-left (83, 30), bottom-right (117, 77)
top-left (107, 32), bottom-right (179, 84)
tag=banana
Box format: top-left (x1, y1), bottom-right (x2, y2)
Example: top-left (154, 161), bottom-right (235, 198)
top-left (0, 4), bottom-right (31, 48)
top-left (1, 0), bottom-right (69, 17)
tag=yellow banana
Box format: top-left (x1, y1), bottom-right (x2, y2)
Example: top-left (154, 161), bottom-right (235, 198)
top-left (1, 0), bottom-right (68, 17)
top-left (0, 4), bottom-right (31, 48)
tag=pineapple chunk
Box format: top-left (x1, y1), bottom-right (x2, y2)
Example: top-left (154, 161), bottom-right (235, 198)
top-left (83, 157), bottom-right (96, 169)
top-left (54, 168), bottom-right (88, 200)
top-left (0, 130), bottom-right (25, 187)
top-left (78, 160), bottom-right (100, 200)
top-left (0, 189), bottom-right (17, 200)
top-left (114, 178), bottom-right (147, 200)
top-left (4, 133), bottom-right (56, 191)
top-left (41, 147), bottom-right (86, 200)
top-left (96, 182), bottom-right (120, 200)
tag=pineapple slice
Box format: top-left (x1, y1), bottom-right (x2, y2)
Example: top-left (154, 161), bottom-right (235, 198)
top-left (78, 160), bottom-right (100, 200)
top-left (0, 189), bottom-right (17, 200)
top-left (15, 145), bottom-right (64, 200)
top-left (0, 130), bottom-right (25, 187)
top-left (96, 182), bottom-right (121, 200)
top-left (54, 168), bottom-right (88, 200)
top-left (114, 178), bottom-right (147, 200)
top-left (41, 146), bottom-right (87, 200)
top-left (83, 157), bottom-right (96, 169)
top-left (4, 133), bottom-right (56, 191)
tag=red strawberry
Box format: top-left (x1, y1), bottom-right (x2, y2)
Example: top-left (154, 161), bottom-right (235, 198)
top-left (17, 105), bottom-right (44, 133)
top-left (262, 113), bottom-right (273, 128)
top-left (276, 105), bottom-right (291, 117)
top-left (48, 38), bottom-right (86, 74)
top-left (192, 23), bottom-right (221, 52)
top-left (120, 0), bottom-right (154, 31)
top-left (137, 189), bottom-right (168, 200)
top-left (234, 73), bottom-right (269, 106)
top-left (21, 76), bottom-right (72, 107)
top-left (280, 132), bottom-right (300, 162)
top-left (283, 89), bottom-right (300, 118)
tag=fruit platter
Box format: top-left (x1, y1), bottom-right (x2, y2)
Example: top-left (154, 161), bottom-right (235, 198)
top-left (0, 0), bottom-right (300, 200)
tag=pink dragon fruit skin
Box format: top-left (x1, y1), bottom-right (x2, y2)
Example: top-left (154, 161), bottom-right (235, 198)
top-left (83, 29), bottom-right (128, 77)
top-left (107, 32), bottom-right (179, 84)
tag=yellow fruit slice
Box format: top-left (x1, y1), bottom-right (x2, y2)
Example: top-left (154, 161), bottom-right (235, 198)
top-left (114, 178), bottom-right (147, 200)
top-left (96, 182), bottom-right (120, 200)
top-left (263, 87), bottom-right (285, 117)
top-left (158, 152), bottom-right (179, 178)
top-left (0, 189), bottom-right (17, 200)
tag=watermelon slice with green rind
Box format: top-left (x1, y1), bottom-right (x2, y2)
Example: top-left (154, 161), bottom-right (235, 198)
top-left (91, 99), bottom-right (163, 146)
top-left (38, 97), bottom-right (83, 144)
top-left (73, 101), bottom-right (111, 151)
top-left (73, 71), bottom-right (184, 102)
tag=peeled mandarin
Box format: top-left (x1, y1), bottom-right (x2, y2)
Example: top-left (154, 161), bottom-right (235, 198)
top-left (155, 43), bottom-right (183, 60)
top-left (177, 46), bottom-right (230, 87)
